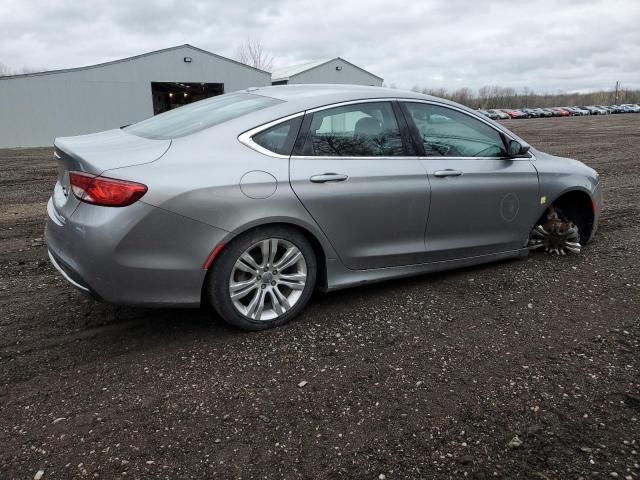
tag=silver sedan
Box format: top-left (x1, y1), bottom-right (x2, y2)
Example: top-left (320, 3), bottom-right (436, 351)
top-left (45, 85), bottom-right (601, 330)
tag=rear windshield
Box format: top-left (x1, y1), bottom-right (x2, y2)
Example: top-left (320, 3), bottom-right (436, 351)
top-left (124, 92), bottom-right (282, 139)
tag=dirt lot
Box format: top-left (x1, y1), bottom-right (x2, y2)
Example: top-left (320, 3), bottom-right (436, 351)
top-left (1, 115), bottom-right (639, 479)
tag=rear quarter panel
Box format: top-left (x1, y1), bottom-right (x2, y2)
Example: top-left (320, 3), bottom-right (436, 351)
top-left (102, 120), bottom-right (340, 263)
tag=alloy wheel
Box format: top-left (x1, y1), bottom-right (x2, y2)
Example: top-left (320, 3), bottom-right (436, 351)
top-left (229, 238), bottom-right (307, 321)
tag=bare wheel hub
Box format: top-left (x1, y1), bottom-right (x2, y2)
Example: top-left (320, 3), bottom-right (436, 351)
top-left (528, 207), bottom-right (581, 255)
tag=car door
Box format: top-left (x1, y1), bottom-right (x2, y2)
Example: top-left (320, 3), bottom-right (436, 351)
top-left (400, 101), bottom-right (540, 262)
top-left (289, 100), bottom-right (431, 270)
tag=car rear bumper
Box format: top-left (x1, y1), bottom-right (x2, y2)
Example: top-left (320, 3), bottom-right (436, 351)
top-left (45, 198), bottom-right (228, 307)
top-left (48, 249), bottom-right (91, 293)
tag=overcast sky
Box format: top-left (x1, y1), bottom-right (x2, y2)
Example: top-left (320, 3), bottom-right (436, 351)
top-left (2, 0), bottom-right (638, 93)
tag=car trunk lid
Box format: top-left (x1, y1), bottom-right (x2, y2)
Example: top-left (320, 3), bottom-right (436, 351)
top-left (52, 129), bottom-right (170, 219)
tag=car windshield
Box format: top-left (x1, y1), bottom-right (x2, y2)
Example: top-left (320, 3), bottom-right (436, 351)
top-left (124, 92), bottom-right (283, 140)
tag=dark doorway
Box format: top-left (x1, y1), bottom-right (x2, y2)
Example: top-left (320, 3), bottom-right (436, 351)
top-left (151, 82), bottom-right (224, 114)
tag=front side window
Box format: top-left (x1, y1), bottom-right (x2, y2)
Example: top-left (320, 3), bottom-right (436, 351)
top-left (404, 103), bottom-right (507, 158)
top-left (125, 93), bottom-right (282, 140)
top-left (300, 102), bottom-right (405, 156)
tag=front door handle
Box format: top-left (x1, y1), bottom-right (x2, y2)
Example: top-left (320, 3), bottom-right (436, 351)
top-left (310, 173), bottom-right (349, 183)
top-left (433, 169), bottom-right (463, 178)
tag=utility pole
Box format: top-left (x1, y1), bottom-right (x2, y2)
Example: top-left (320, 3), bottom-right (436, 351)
top-left (615, 81), bottom-right (620, 104)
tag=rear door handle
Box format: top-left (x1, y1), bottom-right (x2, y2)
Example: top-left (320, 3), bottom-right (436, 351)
top-left (433, 169), bottom-right (463, 178)
top-left (310, 173), bottom-right (349, 183)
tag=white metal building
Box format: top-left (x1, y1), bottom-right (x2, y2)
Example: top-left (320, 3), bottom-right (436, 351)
top-left (271, 58), bottom-right (383, 87)
top-left (0, 45), bottom-right (271, 148)
top-left (0, 47), bottom-right (384, 148)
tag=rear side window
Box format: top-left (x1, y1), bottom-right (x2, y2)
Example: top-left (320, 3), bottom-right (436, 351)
top-left (125, 93), bottom-right (282, 140)
top-left (299, 102), bottom-right (406, 156)
top-left (252, 117), bottom-right (302, 156)
top-left (404, 103), bottom-right (507, 158)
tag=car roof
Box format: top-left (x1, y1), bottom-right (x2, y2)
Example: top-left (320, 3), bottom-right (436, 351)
top-left (196, 84), bottom-right (530, 148)
top-left (232, 84), bottom-right (507, 127)
top-left (246, 84), bottom-right (449, 112)
top-left (254, 83), bottom-right (426, 100)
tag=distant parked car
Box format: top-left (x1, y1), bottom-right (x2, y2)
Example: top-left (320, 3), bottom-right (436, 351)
top-left (532, 108), bottom-right (553, 118)
top-left (478, 109), bottom-right (500, 120)
top-left (608, 105), bottom-right (627, 114)
top-left (620, 103), bottom-right (640, 113)
top-left (572, 107), bottom-right (591, 116)
top-left (489, 109), bottom-right (510, 120)
top-left (582, 106), bottom-right (603, 115)
top-left (563, 107), bottom-right (580, 116)
top-left (502, 109), bottom-right (528, 119)
top-left (521, 108), bottom-right (540, 118)
top-left (549, 107), bottom-right (571, 117)
top-left (541, 108), bottom-right (559, 117)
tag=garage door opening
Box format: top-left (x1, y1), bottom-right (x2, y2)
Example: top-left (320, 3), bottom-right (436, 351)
top-left (151, 82), bottom-right (224, 114)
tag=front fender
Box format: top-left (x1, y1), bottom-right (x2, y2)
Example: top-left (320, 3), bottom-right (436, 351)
top-left (533, 151), bottom-right (599, 208)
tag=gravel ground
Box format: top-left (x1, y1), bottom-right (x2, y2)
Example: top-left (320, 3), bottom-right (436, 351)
top-left (0, 115), bottom-right (639, 479)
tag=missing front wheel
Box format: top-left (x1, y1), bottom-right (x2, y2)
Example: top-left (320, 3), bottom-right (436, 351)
top-left (528, 206), bottom-right (582, 255)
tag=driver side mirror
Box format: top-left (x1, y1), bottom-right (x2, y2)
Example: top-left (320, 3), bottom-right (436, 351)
top-left (507, 139), bottom-right (530, 158)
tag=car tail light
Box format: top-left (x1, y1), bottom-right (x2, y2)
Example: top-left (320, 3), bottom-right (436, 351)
top-left (69, 171), bottom-right (147, 207)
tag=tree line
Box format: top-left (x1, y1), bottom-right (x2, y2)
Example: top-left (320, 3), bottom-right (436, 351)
top-left (409, 85), bottom-right (640, 109)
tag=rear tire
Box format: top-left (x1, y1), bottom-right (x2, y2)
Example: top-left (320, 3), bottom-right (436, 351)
top-left (206, 226), bottom-right (317, 331)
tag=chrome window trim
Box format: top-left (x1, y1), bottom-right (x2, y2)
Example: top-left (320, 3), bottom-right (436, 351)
top-left (293, 99), bottom-right (536, 160)
top-left (238, 112), bottom-right (305, 159)
top-left (290, 155), bottom-right (424, 160)
top-left (304, 98), bottom-right (398, 114)
top-left (238, 97), bottom-right (535, 161)
top-left (239, 98), bottom-right (404, 159)
top-left (296, 98), bottom-right (410, 159)
top-left (400, 98), bottom-right (517, 140)
top-left (290, 155), bottom-right (535, 161)
top-left (416, 154), bottom-right (537, 161)
top-left (399, 98), bottom-right (534, 159)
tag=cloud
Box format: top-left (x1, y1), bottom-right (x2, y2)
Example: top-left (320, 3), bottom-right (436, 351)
top-left (1, 0), bottom-right (638, 92)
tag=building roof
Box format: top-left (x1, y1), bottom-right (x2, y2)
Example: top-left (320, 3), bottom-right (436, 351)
top-left (0, 44), bottom-right (270, 80)
top-left (271, 57), bottom-right (383, 82)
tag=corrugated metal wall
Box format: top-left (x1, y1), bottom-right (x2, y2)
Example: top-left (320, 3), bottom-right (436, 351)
top-left (0, 46), bottom-right (271, 147)
top-left (288, 59), bottom-right (383, 87)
